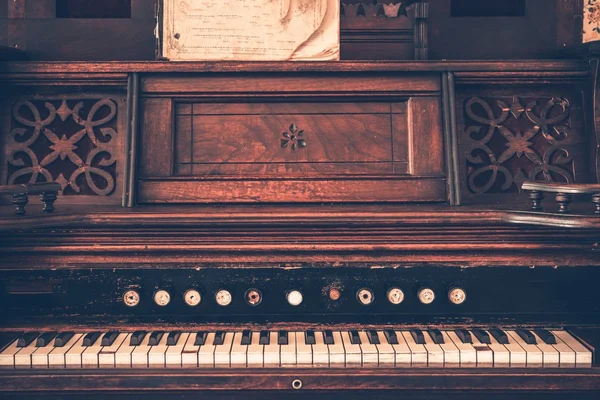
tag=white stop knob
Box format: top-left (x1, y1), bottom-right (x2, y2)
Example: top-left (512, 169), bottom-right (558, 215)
top-left (184, 289), bottom-right (202, 306)
top-left (123, 290), bottom-right (140, 307)
top-left (215, 290), bottom-right (232, 306)
top-left (448, 287), bottom-right (467, 305)
top-left (153, 290), bottom-right (171, 306)
top-left (418, 288), bottom-right (435, 304)
top-left (287, 290), bottom-right (303, 306)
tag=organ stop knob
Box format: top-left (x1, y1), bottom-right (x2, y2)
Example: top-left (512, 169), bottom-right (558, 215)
top-left (418, 288), bottom-right (435, 304)
top-left (287, 290), bottom-right (303, 306)
top-left (184, 289), bottom-right (202, 306)
top-left (122, 290), bottom-right (140, 307)
top-left (448, 287), bottom-right (467, 305)
top-left (153, 290), bottom-right (171, 306)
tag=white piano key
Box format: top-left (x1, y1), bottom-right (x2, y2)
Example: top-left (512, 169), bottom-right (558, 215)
top-left (14, 342), bottom-right (38, 369)
top-left (549, 334), bottom-right (576, 368)
top-left (247, 331), bottom-right (263, 367)
top-left (263, 332), bottom-right (280, 367)
top-left (131, 334), bottom-right (152, 367)
top-left (31, 339), bottom-right (58, 368)
top-left (49, 333), bottom-right (83, 368)
top-left (280, 332), bottom-right (296, 366)
top-left (506, 331), bottom-right (542, 368)
top-left (531, 332), bottom-right (559, 368)
top-left (65, 335), bottom-right (87, 368)
top-left (438, 332), bottom-right (460, 367)
top-left (99, 333), bottom-right (128, 368)
top-left (0, 337), bottom-right (20, 368)
top-left (148, 334), bottom-right (169, 367)
top-left (81, 337), bottom-right (103, 368)
top-left (214, 332), bottom-right (234, 367)
top-left (445, 331), bottom-right (476, 367)
top-left (552, 331), bottom-right (593, 368)
top-left (114, 333), bottom-right (134, 368)
top-left (166, 332), bottom-right (190, 367)
top-left (499, 331), bottom-right (526, 368)
top-left (198, 333), bottom-right (217, 367)
top-left (391, 331), bottom-right (412, 367)
top-left (375, 331), bottom-right (395, 367)
top-left (312, 332), bottom-right (329, 367)
top-left (422, 332), bottom-right (444, 367)
top-left (358, 331), bottom-right (378, 366)
top-left (471, 334), bottom-right (493, 367)
top-left (328, 331), bottom-right (346, 367)
top-left (230, 332), bottom-right (248, 367)
top-left (295, 332), bottom-right (312, 366)
top-left (486, 333), bottom-right (510, 368)
top-left (182, 333), bottom-right (201, 367)
top-left (341, 331), bottom-right (361, 367)
top-left (401, 331), bottom-right (427, 367)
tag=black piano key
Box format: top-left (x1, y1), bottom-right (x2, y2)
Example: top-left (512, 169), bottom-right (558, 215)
top-left (36, 332), bottom-right (58, 347)
top-left (349, 330), bottom-right (361, 345)
top-left (54, 332), bottom-right (75, 347)
top-left (410, 329), bottom-right (425, 345)
top-left (259, 330), bottom-right (270, 345)
top-left (278, 330), bottom-right (288, 345)
top-left (534, 329), bottom-right (557, 345)
top-left (367, 330), bottom-right (380, 344)
top-left (489, 329), bottom-right (509, 344)
top-left (83, 332), bottom-right (101, 346)
top-left (241, 330), bottom-right (252, 345)
top-left (167, 331), bottom-right (182, 346)
top-left (427, 329), bottom-right (444, 344)
top-left (324, 330), bottom-right (334, 345)
top-left (454, 329), bottom-right (472, 344)
top-left (17, 332), bottom-right (39, 348)
top-left (149, 331), bottom-right (165, 346)
top-left (213, 331), bottom-right (225, 345)
top-left (0, 332), bottom-right (23, 352)
top-left (194, 331), bottom-right (207, 346)
top-left (384, 330), bottom-right (399, 345)
top-left (130, 330), bottom-right (147, 346)
top-left (101, 331), bottom-right (120, 346)
top-left (473, 329), bottom-right (491, 344)
top-left (305, 330), bottom-right (316, 345)
top-left (516, 329), bottom-right (537, 345)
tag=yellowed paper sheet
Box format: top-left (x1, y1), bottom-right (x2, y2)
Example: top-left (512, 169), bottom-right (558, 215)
top-left (162, 0), bottom-right (340, 60)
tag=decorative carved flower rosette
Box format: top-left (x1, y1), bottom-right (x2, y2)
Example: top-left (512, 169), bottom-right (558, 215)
top-left (6, 98), bottom-right (117, 196)
top-left (464, 96), bottom-right (574, 195)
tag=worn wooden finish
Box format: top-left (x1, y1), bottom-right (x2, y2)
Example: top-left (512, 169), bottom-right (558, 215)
top-left (0, 368), bottom-right (600, 393)
top-left (522, 181), bottom-right (600, 194)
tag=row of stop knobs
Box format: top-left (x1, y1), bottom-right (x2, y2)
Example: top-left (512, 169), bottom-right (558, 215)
top-left (122, 287), bottom-right (467, 308)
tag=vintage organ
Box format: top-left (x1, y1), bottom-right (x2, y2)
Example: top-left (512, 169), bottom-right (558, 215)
top-left (0, 1), bottom-right (600, 399)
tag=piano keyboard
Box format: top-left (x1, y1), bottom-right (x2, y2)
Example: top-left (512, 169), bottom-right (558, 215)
top-left (0, 329), bottom-right (592, 369)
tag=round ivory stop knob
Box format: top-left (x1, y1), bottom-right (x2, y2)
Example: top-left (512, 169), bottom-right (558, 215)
top-left (418, 288), bottom-right (435, 304)
top-left (287, 290), bottom-right (303, 306)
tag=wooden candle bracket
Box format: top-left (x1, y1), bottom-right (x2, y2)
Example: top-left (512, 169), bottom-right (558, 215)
top-left (0, 183), bottom-right (60, 216)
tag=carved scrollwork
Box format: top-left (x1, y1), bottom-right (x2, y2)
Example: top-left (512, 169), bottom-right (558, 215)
top-left (6, 98), bottom-right (118, 196)
top-left (464, 96), bottom-right (575, 195)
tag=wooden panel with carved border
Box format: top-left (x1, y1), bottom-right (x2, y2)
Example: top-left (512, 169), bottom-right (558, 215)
top-left (138, 73), bottom-right (445, 203)
top-left (0, 94), bottom-right (126, 205)
top-left (455, 87), bottom-right (590, 203)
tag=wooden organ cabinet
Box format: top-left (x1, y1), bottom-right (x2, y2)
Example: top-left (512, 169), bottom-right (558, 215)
top-left (0, 1), bottom-right (600, 399)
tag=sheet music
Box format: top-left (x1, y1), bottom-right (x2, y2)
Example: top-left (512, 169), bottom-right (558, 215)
top-left (162, 0), bottom-right (339, 61)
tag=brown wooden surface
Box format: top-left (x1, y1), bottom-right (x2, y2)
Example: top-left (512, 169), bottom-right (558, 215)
top-left (0, 368), bottom-right (599, 393)
top-left (138, 178), bottom-right (446, 203)
top-left (0, 60), bottom-right (589, 74)
top-left (139, 98), bottom-right (173, 178)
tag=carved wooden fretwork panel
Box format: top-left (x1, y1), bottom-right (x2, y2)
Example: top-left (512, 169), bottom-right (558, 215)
top-left (458, 94), bottom-right (588, 198)
top-left (4, 97), bottom-right (120, 197)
